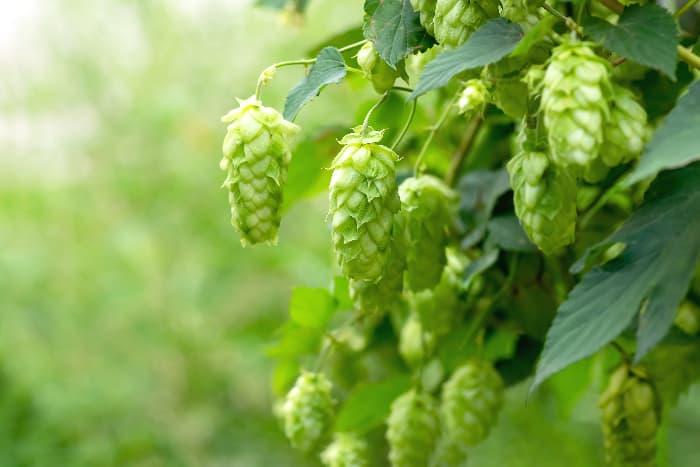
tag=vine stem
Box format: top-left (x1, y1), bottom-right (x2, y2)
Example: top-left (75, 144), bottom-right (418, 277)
top-left (361, 90), bottom-right (390, 134)
top-left (391, 98), bottom-right (417, 150)
top-left (676, 0), bottom-right (700, 17)
top-left (541, 3), bottom-right (584, 36)
top-left (414, 92), bottom-right (460, 175)
top-left (579, 174), bottom-right (629, 229)
top-left (445, 115), bottom-right (482, 187)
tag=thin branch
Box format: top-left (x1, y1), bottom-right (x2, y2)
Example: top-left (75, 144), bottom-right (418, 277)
top-left (445, 115), bottom-right (482, 187)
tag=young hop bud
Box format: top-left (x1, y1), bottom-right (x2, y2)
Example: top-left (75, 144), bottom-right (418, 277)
top-left (399, 313), bottom-right (436, 367)
top-left (411, 0), bottom-right (438, 35)
top-left (457, 79), bottom-right (490, 117)
top-left (599, 366), bottom-right (661, 467)
top-left (386, 389), bottom-right (441, 467)
top-left (220, 96), bottom-right (299, 246)
top-left (357, 42), bottom-right (399, 94)
top-left (499, 0), bottom-right (543, 23)
top-left (434, 0), bottom-right (499, 49)
top-left (601, 83), bottom-right (648, 168)
top-left (283, 371), bottom-right (335, 453)
top-left (329, 127), bottom-right (401, 282)
top-left (321, 432), bottom-right (370, 467)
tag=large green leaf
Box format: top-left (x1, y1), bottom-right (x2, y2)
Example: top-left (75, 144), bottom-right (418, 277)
top-left (583, 4), bottom-right (679, 79)
top-left (643, 333), bottom-right (700, 405)
top-left (626, 80), bottom-right (700, 185)
top-left (335, 374), bottom-right (411, 433)
top-left (363, 0), bottom-right (433, 68)
top-left (283, 47), bottom-right (347, 121)
top-left (532, 162), bottom-right (700, 390)
top-left (289, 286), bottom-right (336, 329)
top-left (408, 19), bottom-right (523, 100)
top-left (486, 215), bottom-right (536, 253)
top-left (511, 15), bottom-right (558, 57)
top-left (457, 169), bottom-right (511, 249)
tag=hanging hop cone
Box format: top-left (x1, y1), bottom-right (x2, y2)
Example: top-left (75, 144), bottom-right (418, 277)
top-left (321, 432), bottom-right (370, 467)
top-left (329, 127), bottom-right (401, 282)
top-left (220, 96), bottom-right (299, 246)
top-left (357, 42), bottom-right (399, 94)
top-left (599, 366), bottom-right (661, 467)
top-left (400, 175), bottom-right (458, 292)
top-left (411, 0), bottom-right (438, 35)
top-left (499, 0), bottom-right (544, 23)
top-left (540, 42), bottom-right (613, 176)
top-left (441, 361), bottom-right (504, 446)
top-left (399, 312), bottom-right (437, 367)
top-left (282, 371), bottom-right (335, 453)
top-left (601, 83), bottom-right (648, 168)
top-left (434, 0), bottom-right (499, 49)
top-left (387, 389), bottom-right (441, 467)
top-left (457, 79), bottom-right (490, 117)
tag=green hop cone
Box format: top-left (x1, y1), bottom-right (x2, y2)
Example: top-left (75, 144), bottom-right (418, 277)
top-left (321, 433), bottom-right (369, 467)
top-left (457, 79), bottom-right (490, 117)
top-left (601, 83), bottom-right (648, 168)
top-left (508, 146), bottom-right (577, 255)
top-left (599, 366), bottom-right (661, 467)
top-left (431, 436), bottom-right (469, 467)
top-left (674, 300), bottom-right (700, 336)
top-left (220, 96), bottom-right (299, 246)
top-left (434, 0), bottom-right (499, 49)
top-left (540, 42), bottom-right (613, 175)
top-left (400, 175), bottom-right (458, 292)
top-left (387, 389), bottom-right (441, 467)
top-left (329, 127), bottom-right (401, 282)
top-left (357, 42), bottom-right (399, 94)
top-left (399, 313), bottom-right (436, 367)
top-left (441, 361), bottom-right (504, 446)
top-left (499, 0), bottom-right (543, 23)
top-left (411, 0), bottom-right (438, 35)
top-left (282, 371), bottom-right (335, 453)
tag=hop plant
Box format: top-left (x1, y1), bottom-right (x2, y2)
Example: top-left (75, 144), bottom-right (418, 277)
top-left (411, 0), bottom-right (438, 36)
top-left (329, 127), bottom-right (401, 282)
top-left (220, 96), bottom-right (299, 246)
top-left (321, 433), bottom-right (370, 467)
top-left (399, 313), bottom-right (436, 367)
top-left (387, 389), bottom-right (441, 467)
top-left (599, 366), bottom-right (661, 467)
top-left (282, 371), bottom-right (335, 453)
top-left (601, 83), bottom-right (648, 168)
top-left (540, 42), bottom-right (613, 175)
top-left (440, 361), bottom-right (504, 446)
top-left (357, 42), bottom-right (399, 94)
top-left (457, 79), bottom-right (490, 116)
top-left (507, 145), bottom-right (577, 255)
top-left (399, 175), bottom-right (458, 292)
top-left (499, 0), bottom-right (543, 23)
top-left (433, 0), bottom-right (499, 49)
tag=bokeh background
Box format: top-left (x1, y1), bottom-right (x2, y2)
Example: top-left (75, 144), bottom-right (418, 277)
top-left (1, 1), bottom-right (698, 465)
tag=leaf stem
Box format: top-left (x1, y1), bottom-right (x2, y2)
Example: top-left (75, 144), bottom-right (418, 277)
top-left (445, 115), bottom-right (482, 187)
top-left (541, 3), bottom-right (584, 36)
top-left (361, 90), bottom-right (390, 134)
top-left (414, 92), bottom-right (460, 175)
top-left (391, 98), bottom-right (417, 150)
top-left (338, 39), bottom-right (368, 53)
top-left (676, 0), bottom-right (700, 17)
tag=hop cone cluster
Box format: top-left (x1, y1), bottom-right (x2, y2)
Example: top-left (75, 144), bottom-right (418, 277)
top-left (321, 433), bottom-right (369, 467)
top-left (357, 42), bottom-right (399, 94)
top-left (220, 96), bottom-right (299, 246)
top-left (283, 371), bottom-right (335, 453)
top-left (411, 0), bottom-right (438, 35)
top-left (599, 366), bottom-right (661, 467)
top-left (457, 79), bottom-right (490, 116)
top-left (387, 390), bottom-right (441, 467)
top-left (433, 0), bottom-right (499, 49)
top-left (440, 361), bottom-right (504, 446)
top-left (399, 313), bottom-right (436, 367)
top-left (507, 148), bottom-right (577, 255)
top-left (540, 42), bottom-right (613, 175)
top-left (399, 175), bottom-right (458, 292)
top-left (329, 127), bottom-right (401, 282)
top-left (601, 83), bottom-right (648, 168)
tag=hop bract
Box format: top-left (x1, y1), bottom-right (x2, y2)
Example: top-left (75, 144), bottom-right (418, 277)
top-left (321, 432), bottom-right (369, 467)
top-left (507, 149), bottom-right (577, 255)
top-left (440, 361), bottom-right (504, 446)
top-left (220, 96), bottom-right (299, 246)
top-left (282, 371), bottom-right (334, 453)
top-left (599, 366), bottom-right (661, 467)
top-left (433, 0), bottom-right (499, 49)
top-left (386, 389), bottom-right (440, 467)
top-left (457, 79), bottom-right (490, 117)
top-left (399, 313), bottom-right (436, 367)
top-left (410, 0), bottom-right (438, 35)
top-left (540, 42), bottom-right (612, 175)
top-left (357, 42), bottom-right (399, 94)
top-left (601, 83), bottom-right (648, 168)
top-left (399, 175), bottom-right (458, 292)
top-left (329, 127), bottom-right (401, 282)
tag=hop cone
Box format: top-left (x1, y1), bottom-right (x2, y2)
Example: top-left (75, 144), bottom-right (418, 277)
top-left (321, 433), bottom-right (369, 467)
top-left (601, 83), bottom-right (648, 168)
top-left (387, 389), bottom-right (441, 467)
top-left (500, 0), bottom-right (543, 23)
top-left (674, 300), bottom-right (700, 336)
top-left (411, 0), bottom-right (438, 35)
top-left (540, 42), bottom-right (612, 175)
top-left (220, 96), bottom-right (299, 246)
top-left (357, 42), bottom-right (399, 94)
top-left (400, 175), bottom-right (458, 292)
top-left (434, 0), bottom-right (499, 49)
top-left (441, 361), bottom-right (504, 446)
top-left (507, 147), bottom-right (577, 255)
top-left (599, 366), bottom-right (661, 467)
top-left (399, 313), bottom-right (436, 367)
top-left (457, 79), bottom-right (490, 116)
top-left (329, 127), bottom-right (401, 282)
top-left (282, 371), bottom-right (335, 453)
top-left (430, 436), bottom-right (469, 467)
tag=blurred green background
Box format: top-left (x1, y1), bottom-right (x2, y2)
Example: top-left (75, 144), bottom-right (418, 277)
top-left (0, 1), bottom-right (698, 465)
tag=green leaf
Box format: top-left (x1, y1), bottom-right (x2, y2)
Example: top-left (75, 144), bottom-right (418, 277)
top-left (583, 4), bottom-right (679, 79)
top-left (532, 163), bottom-right (700, 391)
top-left (409, 19), bottom-right (523, 100)
top-left (289, 287), bottom-right (336, 329)
top-left (511, 16), bottom-right (558, 57)
top-left (283, 47), bottom-right (347, 121)
top-left (363, 0), bottom-right (433, 68)
top-left (626, 80), bottom-right (700, 185)
top-left (643, 333), bottom-right (700, 405)
top-left (483, 329), bottom-right (518, 361)
top-left (267, 322), bottom-right (322, 358)
top-left (462, 248), bottom-right (499, 287)
top-left (457, 169), bottom-right (511, 249)
top-left (256, 0), bottom-right (287, 9)
top-left (335, 374), bottom-right (411, 433)
top-left (486, 215), bottom-right (536, 252)
top-left (332, 276), bottom-right (353, 311)
top-left (546, 358), bottom-right (593, 418)
top-left (307, 26), bottom-right (364, 57)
